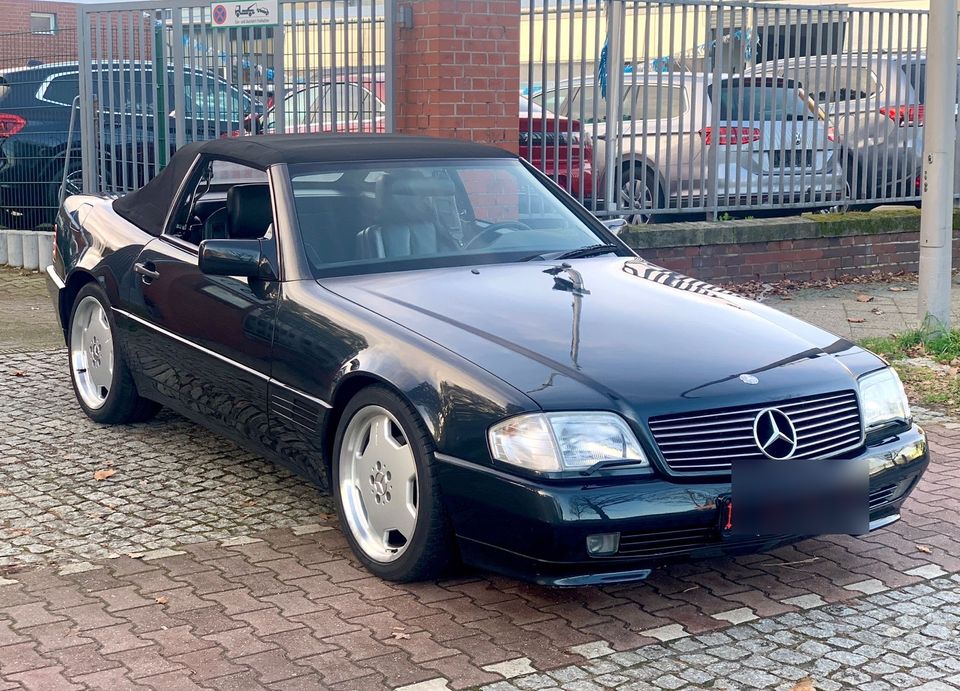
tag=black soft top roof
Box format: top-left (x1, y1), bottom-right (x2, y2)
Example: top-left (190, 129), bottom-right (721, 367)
top-left (113, 134), bottom-right (515, 236)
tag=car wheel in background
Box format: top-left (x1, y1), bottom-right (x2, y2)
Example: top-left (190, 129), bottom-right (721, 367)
top-left (333, 385), bottom-right (455, 582)
top-left (68, 283), bottom-right (160, 424)
top-left (619, 164), bottom-right (661, 225)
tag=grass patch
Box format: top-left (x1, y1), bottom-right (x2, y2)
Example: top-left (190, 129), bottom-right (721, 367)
top-left (860, 329), bottom-right (960, 417)
top-left (860, 329), bottom-right (960, 365)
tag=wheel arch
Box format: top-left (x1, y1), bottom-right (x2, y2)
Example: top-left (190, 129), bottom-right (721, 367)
top-left (322, 371), bottom-right (437, 478)
top-left (60, 269), bottom-right (98, 334)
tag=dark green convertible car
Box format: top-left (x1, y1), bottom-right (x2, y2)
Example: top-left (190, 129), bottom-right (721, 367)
top-left (47, 134), bottom-right (927, 585)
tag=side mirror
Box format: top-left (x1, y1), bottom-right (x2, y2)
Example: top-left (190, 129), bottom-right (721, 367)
top-left (601, 218), bottom-right (628, 236)
top-left (199, 238), bottom-right (273, 279)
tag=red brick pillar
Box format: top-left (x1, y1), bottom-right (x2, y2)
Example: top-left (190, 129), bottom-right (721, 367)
top-left (393, 0), bottom-right (520, 154)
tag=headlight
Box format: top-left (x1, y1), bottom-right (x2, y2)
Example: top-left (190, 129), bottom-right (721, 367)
top-left (859, 367), bottom-right (911, 431)
top-left (488, 412), bottom-right (648, 472)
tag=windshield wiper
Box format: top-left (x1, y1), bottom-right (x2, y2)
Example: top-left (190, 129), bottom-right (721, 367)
top-left (550, 244), bottom-right (621, 260)
top-left (520, 243), bottom-right (621, 262)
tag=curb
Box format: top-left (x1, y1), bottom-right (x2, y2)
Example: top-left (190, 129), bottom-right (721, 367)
top-left (0, 228), bottom-right (54, 271)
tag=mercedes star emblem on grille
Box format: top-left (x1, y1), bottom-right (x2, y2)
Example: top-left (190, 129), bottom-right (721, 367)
top-left (753, 408), bottom-right (798, 460)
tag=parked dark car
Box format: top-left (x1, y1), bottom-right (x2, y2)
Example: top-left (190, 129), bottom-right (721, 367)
top-left (48, 135), bottom-right (927, 585)
top-left (0, 61), bottom-right (258, 228)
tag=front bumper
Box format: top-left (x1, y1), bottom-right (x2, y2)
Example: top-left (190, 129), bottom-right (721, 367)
top-left (46, 264), bottom-right (66, 332)
top-left (437, 425), bottom-right (928, 586)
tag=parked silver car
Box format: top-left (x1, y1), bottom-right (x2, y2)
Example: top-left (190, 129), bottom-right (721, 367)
top-left (747, 53), bottom-right (933, 203)
top-left (532, 73), bottom-right (847, 222)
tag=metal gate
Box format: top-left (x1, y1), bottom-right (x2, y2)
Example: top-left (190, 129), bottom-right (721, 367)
top-left (76, 0), bottom-right (392, 196)
top-left (521, 1), bottom-right (959, 220)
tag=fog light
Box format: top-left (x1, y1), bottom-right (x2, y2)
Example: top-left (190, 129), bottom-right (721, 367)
top-left (586, 532), bottom-right (620, 556)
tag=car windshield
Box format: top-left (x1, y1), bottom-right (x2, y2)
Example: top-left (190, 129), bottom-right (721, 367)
top-left (289, 159), bottom-right (610, 277)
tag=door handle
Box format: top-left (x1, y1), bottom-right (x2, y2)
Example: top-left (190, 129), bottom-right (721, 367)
top-left (134, 261), bottom-right (159, 283)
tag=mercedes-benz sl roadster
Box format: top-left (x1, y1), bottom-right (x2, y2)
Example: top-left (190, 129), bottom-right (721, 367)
top-left (47, 135), bottom-right (928, 585)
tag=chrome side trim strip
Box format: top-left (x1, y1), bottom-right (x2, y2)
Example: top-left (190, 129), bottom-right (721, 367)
top-left (113, 307), bottom-right (332, 409)
top-left (270, 377), bottom-right (333, 409)
top-left (46, 264), bottom-right (66, 290)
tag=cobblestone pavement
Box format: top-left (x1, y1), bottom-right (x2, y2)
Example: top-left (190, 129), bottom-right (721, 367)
top-left (0, 268), bottom-right (61, 354)
top-left (1, 271), bottom-right (960, 689)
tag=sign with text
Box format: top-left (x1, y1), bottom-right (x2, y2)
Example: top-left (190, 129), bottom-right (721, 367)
top-left (211, 0), bottom-right (278, 28)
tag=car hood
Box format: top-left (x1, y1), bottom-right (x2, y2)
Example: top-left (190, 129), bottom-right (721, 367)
top-left (321, 257), bottom-right (883, 418)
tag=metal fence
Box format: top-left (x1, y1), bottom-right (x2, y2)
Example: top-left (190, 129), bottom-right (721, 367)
top-left (521, 1), bottom-right (958, 220)
top-left (74, 0), bottom-right (390, 203)
top-left (0, 28), bottom-right (79, 229)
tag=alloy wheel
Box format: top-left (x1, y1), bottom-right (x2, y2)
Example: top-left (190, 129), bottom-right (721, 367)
top-left (619, 177), bottom-right (655, 225)
top-left (69, 295), bottom-right (114, 410)
top-left (338, 405), bottom-right (419, 563)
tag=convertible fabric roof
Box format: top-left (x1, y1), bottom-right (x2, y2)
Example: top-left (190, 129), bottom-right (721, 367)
top-left (113, 134), bottom-right (515, 237)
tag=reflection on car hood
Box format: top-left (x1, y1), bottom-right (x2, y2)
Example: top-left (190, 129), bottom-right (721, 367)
top-left (321, 257), bottom-right (882, 416)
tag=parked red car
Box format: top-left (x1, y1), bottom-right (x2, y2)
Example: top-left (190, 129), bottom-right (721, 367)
top-left (519, 106), bottom-right (594, 202)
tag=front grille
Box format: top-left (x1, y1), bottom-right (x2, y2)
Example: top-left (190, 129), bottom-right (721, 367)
top-left (648, 391), bottom-right (863, 474)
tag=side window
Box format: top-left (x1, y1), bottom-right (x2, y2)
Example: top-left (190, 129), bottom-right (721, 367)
top-left (40, 73), bottom-right (79, 105)
top-left (623, 84), bottom-right (686, 120)
top-left (534, 87), bottom-right (572, 117)
top-left (167, 158), bottom-right (271, 246)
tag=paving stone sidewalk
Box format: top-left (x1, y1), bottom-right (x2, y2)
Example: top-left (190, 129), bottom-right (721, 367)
top-left (1, 268), bottom-right (959, 690)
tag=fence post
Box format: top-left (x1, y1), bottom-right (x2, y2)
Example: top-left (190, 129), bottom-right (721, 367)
top-left (918, 0), bottom-right (958, 332)
top-left (76, 6), bottom-right (95, 194)
top-left (384, 0), bottom-right (396, 134)
top-left (603, 0), bottom-right (625, 214)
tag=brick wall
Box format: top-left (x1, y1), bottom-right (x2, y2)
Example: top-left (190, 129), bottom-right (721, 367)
top-left (394, 0), bottom-right (520, 153)
top-left (620, 210), bottom-right (957, 285)
top-left (0, 1), bottom-right (78, 68)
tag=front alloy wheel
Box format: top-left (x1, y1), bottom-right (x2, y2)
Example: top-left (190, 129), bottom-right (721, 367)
top-left (339, 405), bottom-right (419, 562)
top-left (333, 386), bottom-right (454, 581)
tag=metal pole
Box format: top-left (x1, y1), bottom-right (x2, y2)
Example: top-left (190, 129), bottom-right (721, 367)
top-left (603, 0), bottom-right (625, 214)
top-left (918, 0), bottom-right (958, 332)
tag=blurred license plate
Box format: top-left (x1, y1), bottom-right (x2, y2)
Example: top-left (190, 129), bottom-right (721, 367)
top-left (724, 458), bottom-right (869, 537)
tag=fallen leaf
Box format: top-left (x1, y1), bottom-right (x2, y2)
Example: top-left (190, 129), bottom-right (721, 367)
top-left (889, 286), bottom-right (908, 292)
top-left (390, 631), bottom-right (410, 640)
top-left (317, 512), bottom-right (337, 522)
top-left (916, 544), bottom-right (932, 554)
top-left (12, 371), bottom-right (25, 377)
top-left (791, 679), bottom-right (816, 691)
top-left (155, 596), bottom-right (168, 605)
top-left (856, 294), bottom-right (874, 303)
top-left (847, 317), bottom-right (866, 324)
top-left (93, 469), bottom-right (116, 481)
top-left (779, 296), bottom-right (793, 301)
top-left (128, 553), bottom-right (145, 559)
top-left (871, 307), bottom-right (884, 316)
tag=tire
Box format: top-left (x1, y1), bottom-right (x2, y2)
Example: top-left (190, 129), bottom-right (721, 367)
top-left (619, 164), bottom-right (661, 225)
top-left (67, 282), bottom-right (160, 425)
top-left (332, 385), bottom-right (455, 582)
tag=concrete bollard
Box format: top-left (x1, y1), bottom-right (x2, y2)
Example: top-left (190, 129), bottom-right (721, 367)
top-left (0, 229), bottom-right (7, 266)
top-left (21, 232), bottom-right (39, 271)
top-left (6, 230), bottom-right (23, 268)
top-left (36, 233), bottom-right (54, 270)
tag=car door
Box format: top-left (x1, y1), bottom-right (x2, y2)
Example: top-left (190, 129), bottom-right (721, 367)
top-left (122, 156), bottom-right (279, 447)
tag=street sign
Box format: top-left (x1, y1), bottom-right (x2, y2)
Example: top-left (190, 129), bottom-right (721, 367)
top-left (210, 0), bottom-right (278, 28)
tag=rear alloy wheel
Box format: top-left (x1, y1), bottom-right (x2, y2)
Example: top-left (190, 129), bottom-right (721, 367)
top-left (333, 386), bottom-right (454, 581)
top-left (68, 283), bottom-right (160, 424)
top-left (619, 167), bottom-right (658, 225)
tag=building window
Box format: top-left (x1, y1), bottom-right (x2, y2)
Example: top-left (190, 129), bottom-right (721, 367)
top-left (30, 12), bottom-right (57, 35)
